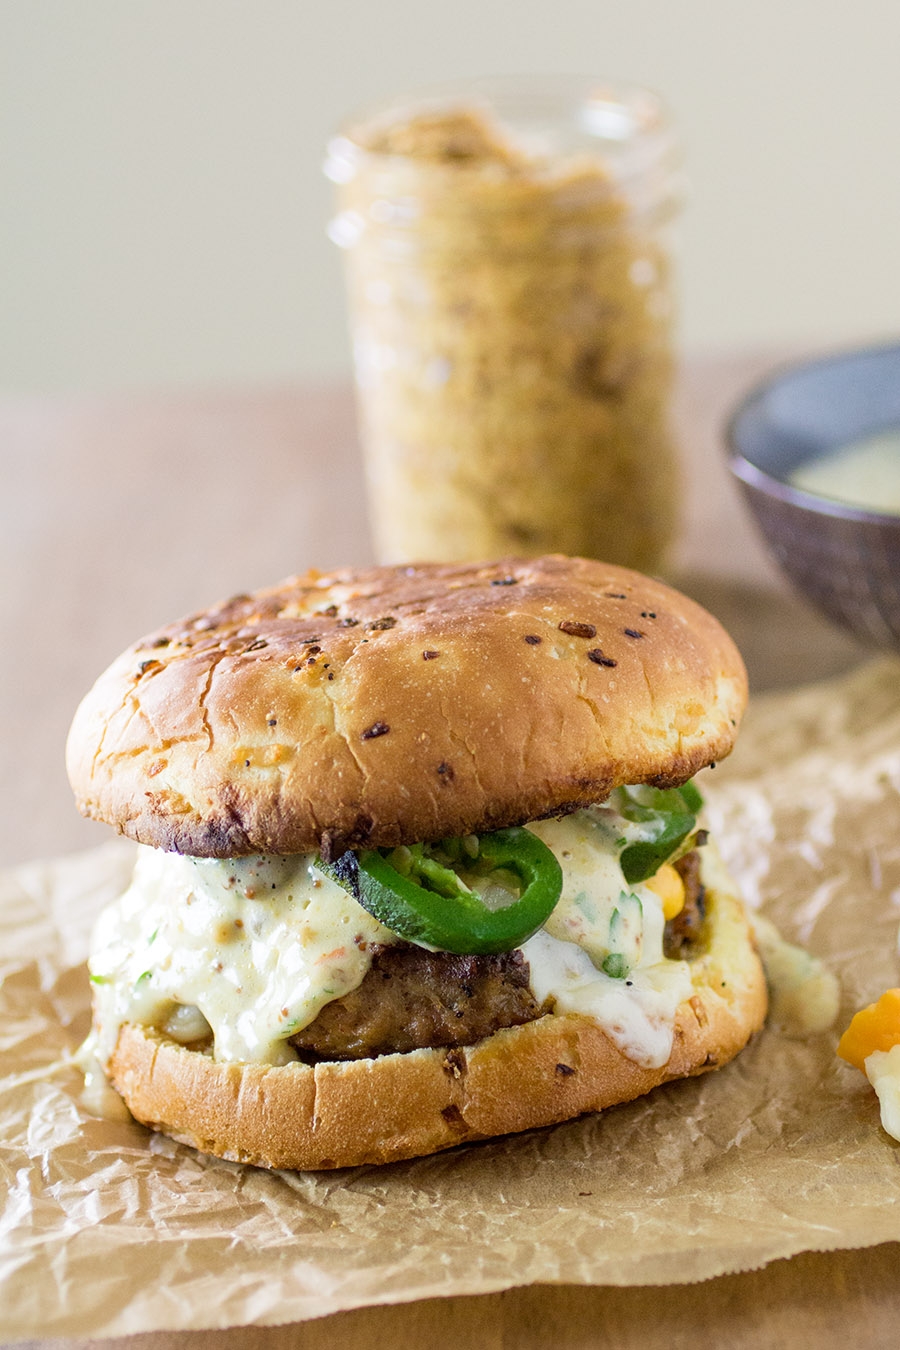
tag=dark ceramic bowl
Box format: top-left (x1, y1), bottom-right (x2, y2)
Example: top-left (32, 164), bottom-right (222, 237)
top-left (727, 344), bottom-right (900, 650)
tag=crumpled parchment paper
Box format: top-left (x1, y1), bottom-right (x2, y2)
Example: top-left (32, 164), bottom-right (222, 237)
top-left (3, 657), bottom-right (900, 1342)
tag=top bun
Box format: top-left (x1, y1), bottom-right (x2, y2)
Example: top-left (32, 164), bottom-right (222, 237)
top-left (67, 556), bottom-right (747, 857)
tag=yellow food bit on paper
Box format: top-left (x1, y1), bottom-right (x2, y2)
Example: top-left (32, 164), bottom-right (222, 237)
top-left (645, 863), bottom-right (685, 920)
top-left (837, 988), bottom-right (900, 1073)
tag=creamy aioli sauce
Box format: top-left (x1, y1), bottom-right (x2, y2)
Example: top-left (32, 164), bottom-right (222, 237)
top-left (75, 1044), bottom-right (134, 1121)
top-left (88, 802), bottom-right (697, 1075)
top-left (751, 914), bottom-right (840, 1036)
top-left (524, 812), bottom-right (692, 1068)
top-left (788, 429), bottom-right (900, 515)
top-left (88, 847), bottom-right (396, 1067)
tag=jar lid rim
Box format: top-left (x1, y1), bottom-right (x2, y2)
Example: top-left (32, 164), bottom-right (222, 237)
top-left (324, 75), bottom-right (677, 187)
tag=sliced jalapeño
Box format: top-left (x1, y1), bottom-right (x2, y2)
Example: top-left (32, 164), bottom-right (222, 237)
top-left (319, 827), bottom-right (562, 955)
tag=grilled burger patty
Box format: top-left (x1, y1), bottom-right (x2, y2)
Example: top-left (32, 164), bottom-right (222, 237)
top-left (290, 850), bottom-right (708, 1062)
top-left (291, 945), bottom-right (544, 1062)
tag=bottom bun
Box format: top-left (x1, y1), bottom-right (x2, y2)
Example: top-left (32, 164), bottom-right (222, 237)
top-left (107, 875), bottom-right (767, 1171)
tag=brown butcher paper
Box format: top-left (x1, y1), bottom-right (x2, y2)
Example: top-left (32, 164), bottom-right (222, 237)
top-left (1, 658), bottom-right (899, 1341)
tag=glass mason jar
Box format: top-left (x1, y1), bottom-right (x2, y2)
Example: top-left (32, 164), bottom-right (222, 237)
top-left (326, 77), bottom-right (682, 568)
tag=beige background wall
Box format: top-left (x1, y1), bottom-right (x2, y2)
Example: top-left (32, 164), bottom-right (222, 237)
top-left (2, 0), bottom-right (899, 392)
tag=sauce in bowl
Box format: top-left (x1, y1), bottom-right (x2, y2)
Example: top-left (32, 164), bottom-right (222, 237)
top-left (789, 428), bottom-right (900, 515)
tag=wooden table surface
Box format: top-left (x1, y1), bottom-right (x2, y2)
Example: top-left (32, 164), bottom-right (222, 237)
top-left (1, 354), bottom-right (889, 1348)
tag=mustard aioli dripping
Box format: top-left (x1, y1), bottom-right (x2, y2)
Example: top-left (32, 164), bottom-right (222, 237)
top-left (86, 806), bottom-right (697, 1076)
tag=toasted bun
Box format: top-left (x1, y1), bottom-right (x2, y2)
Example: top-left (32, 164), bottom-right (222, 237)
top-left (67, 556), bottom-right (747, 857)
top-left (105, 870), bottom-right (767, 1170)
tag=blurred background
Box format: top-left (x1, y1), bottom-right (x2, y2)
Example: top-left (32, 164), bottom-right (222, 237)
top-left (3, 0), bottom-right (900, 394)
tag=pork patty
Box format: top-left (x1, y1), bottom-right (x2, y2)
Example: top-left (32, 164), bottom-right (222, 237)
top-left (291, 944), bottom-right (544, 1061)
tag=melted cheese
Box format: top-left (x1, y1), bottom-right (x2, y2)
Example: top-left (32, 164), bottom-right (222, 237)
top-left (88, 805), bottom-right (695, 1073)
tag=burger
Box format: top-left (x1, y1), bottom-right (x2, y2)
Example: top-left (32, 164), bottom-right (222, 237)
top-left (67, 555), bottom-right (767, 1169)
